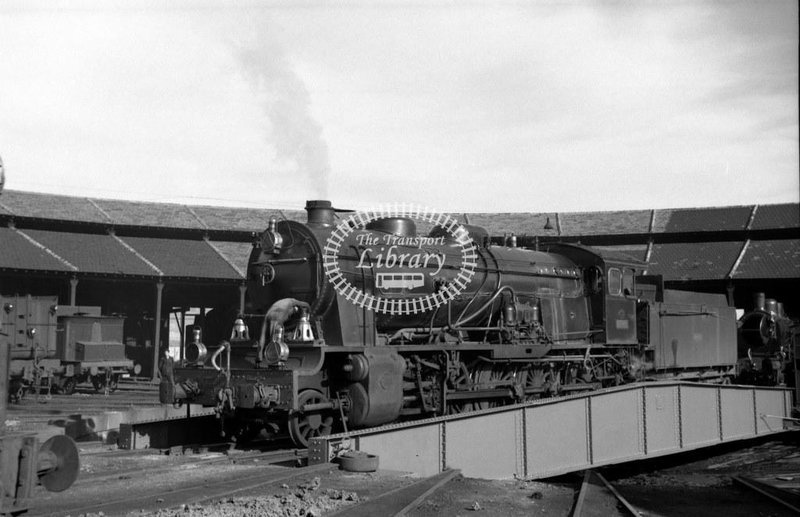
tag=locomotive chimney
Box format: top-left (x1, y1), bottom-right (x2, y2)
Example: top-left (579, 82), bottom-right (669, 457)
top-left (305, 200), bottom-right (336, 227)
top-left (754, 292), bottom-right (766, 312)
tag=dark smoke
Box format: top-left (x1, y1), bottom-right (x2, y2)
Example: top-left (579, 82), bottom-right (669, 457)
top-left (237, 34), bottom-right (330, 198)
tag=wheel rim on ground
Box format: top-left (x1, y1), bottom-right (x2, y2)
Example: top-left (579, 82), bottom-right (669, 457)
top-left (107, 374), bottom-right (120, 393)
top-left (91, 375), bottom-right (105, 392)
top-left (61, 377), bottom-right (77, 395)
top-left (10, 382), bottom-right (25, 403)
top-left (287, 389), bottom-right (334, 448)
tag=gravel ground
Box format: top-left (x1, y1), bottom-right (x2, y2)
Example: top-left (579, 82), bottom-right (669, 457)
top-left (133, 477), bottom-right (360, 517)
top-left (27, 433), bottom-right (800, 517)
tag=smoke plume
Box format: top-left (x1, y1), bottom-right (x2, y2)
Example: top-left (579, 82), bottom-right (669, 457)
top-left (236, 33), bottom-right (330, 199)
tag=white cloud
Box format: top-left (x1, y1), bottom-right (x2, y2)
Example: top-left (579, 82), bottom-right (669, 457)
top-left (0, 1), bottom-right (796, 212)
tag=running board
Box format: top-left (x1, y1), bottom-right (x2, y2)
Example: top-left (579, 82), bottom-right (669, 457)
top-left (309, 381), bottom-right (795, 480)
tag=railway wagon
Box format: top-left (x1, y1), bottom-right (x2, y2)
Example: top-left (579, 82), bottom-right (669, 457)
top-left (1, 308), bottom-right (79, 515)
top-left (160, 201), bottom-right (789, 448)
top-left (2, 295), bottom-right (132, 401)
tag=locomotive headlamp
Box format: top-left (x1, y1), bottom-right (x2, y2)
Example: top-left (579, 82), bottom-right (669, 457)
top-left (3, 302), bottom-right (13, 314)
top-left (50, 304), bottom-right (59, 315)
top-left (265, 326), bottom-right (289, 365)
top-left (27, 327), bottom-right (37, 338)
top-left (185, 327), bottom-right (207, 365)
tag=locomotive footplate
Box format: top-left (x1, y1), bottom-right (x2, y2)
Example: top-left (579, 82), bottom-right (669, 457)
top-left (161, 364), bottom-right (297, 411)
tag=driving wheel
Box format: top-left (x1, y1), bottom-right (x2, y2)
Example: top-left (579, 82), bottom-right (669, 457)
top-left (287, 389), bottom-right (335, 448)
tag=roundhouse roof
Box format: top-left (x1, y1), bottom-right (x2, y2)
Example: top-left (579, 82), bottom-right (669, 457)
top-left (0, 190), bottom-right (797, 283)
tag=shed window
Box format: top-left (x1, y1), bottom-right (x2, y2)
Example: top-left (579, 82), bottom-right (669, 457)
top-left (608, 268), bottom-right (622, 295)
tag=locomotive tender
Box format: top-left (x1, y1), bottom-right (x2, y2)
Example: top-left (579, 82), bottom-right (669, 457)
top-left (160, 200), bottom-right (779, 448)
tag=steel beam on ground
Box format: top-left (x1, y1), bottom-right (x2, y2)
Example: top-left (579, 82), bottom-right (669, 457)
top-left (310, 382), bottom-right (795, 480)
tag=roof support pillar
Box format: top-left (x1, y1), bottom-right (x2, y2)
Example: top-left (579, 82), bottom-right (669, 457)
top-left (152, 280), bottom-right (164, 382)
top-left (69, 276), bottom-right (79, 306)
top-left (179, 309), bottom-right (186, 362)
top-left (239, 283), bottom-right (247, 315)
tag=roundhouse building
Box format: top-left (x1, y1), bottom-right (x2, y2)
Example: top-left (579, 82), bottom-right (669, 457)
top-left (0, 189), bottom-right (797, 378)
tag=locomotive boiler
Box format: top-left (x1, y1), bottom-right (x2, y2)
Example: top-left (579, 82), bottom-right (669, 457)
top-left (160, 200), bottom-right (765, 448)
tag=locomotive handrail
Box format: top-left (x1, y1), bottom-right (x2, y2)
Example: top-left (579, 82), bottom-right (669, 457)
top-left (658, 309), bottom-right (717, 316)
top-left (451, 285), bottom-right (516, 328)
top-left (253, 257), bottom-right (309, 265)
top-left (453, 245), bottom-right (500, 323)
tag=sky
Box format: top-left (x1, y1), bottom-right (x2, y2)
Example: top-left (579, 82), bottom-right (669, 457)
top-left (0, 0), bottom-right (797, 213)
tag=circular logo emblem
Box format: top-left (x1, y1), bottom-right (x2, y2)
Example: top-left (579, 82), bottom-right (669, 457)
top-left (323, 205), bottom-right (477, 315)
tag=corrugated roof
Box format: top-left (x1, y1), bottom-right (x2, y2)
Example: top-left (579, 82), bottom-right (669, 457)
top-left (22, 229), bottom-right (156, 276)
top-left (646, 241), bottom-right (743, 281)
top-left (93, 198), bottom-right (206, 229)
top-left (0, 227), bottom-right (75, 272)
top-left (209, 241), bottom-right (254, 277)
top-left (120, 236), bottom-right (242, 279)
top-left (0, 190), bottom-right (311, 233)
top-left (0, 190), bottom-right (106, 222)
top-left (191, 205), bottom-right (282, 232)
top-left (591, 245), bottom-right (649, 263)
top-left (652, 206), bottom-right (753, 233)
top-left (464, 213), bottom-right (561, 237)
top-left (2, 190), bottom-right (796, 237)
top-left (750, 204), bottom-right (800, 230)
top-left (559, 210), bottom-right (651, 235)
top-left (733, 239), bottom-right (800, 279)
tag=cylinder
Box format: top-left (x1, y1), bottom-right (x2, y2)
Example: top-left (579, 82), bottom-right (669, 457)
top-left (504, 303), bottom-right (517, 325)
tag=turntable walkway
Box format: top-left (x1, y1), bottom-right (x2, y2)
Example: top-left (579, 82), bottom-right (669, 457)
top-left (310, 382), bottom-right (796, 480)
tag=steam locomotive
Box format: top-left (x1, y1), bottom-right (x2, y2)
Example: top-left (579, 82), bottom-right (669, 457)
top-left (160, 201), bottom-right (793, 448)
top-left (2, 295), bottom-right (132, 401)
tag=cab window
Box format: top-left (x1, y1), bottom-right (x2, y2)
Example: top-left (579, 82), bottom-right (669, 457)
top-left (608, 268), bottom-right (622, 295)
top-left (622, 268), bottom-right (635, 296)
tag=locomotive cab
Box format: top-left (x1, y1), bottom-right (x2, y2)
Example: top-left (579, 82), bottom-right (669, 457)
top-left (545, 243), bottom-right (642, 346)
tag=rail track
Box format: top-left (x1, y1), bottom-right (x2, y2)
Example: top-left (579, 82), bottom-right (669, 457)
top-left (571, 470), bottom-right (639, 517)
top-left (28, 446), bottom-right (313, 516)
